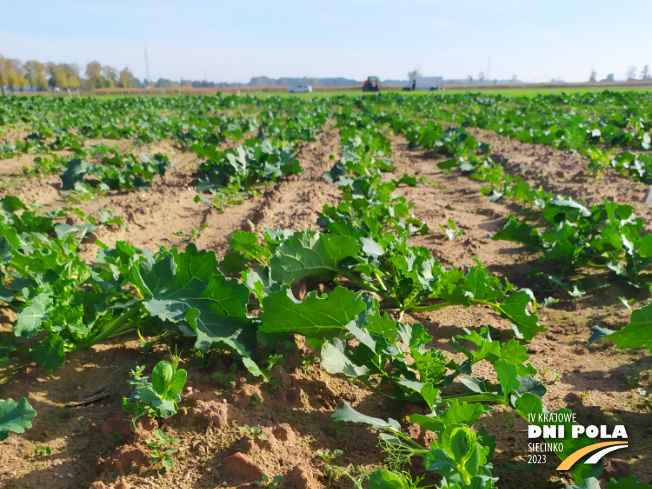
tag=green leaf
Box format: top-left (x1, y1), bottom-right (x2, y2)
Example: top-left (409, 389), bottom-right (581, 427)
top-left (15, 292), bottom-right (52, 338)
top-left (60, 158), bottom-right (92, 190)
top-left (332, 401), bottom-right (401, 431)
top-left (269, 231), bottom-right (361, 284)
top-left (166, 369), bottom-right (187, 398)
top-left (493, 218), bottom-right (543, 250)
top-left (588, 325), bottom-right (615, 346)
top-left (410, 401), bottom-right (488, 435)
top-left (450, 426), bottom-right (473, 462)
top-left (0, 398), bottom-right (37, 441)
top-left (260, 286), bottom-right (367, 338)
top-left (32, 333), bottom-right (65, 371)
top-left (152, 361), bottom-right (174, 396)
top-left (607, 303), bottom-right (652, 352)
top-left (607, 476), bottom-right (652, 489)
top-left (369, 470), bottom-right (408, 489)
top-left (321, 338), bottom-right (370, 377)
top-left (0, 236), bottom-right (12, 264)
top-left (133, 244), bottom-right (254, 353)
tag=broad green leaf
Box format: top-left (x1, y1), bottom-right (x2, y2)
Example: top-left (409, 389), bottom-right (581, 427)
top-left (15, 292), bottom-right (52, 338)
top-left (607, 476), bottom-right (652, 489)
top-left (332, 401), bottom-right (401, 431)
top-left (0, 398), bottom-right (36, 441)
top-left (269, 231), bottom-right (361, 284)
top-left (32, 333), bottom-right (65, 371)
top-left (166, 370), bottom-right (187, 398)
top-left (321, 338), bottom-right (370, 377)
top-left (369, 470), bottom-right (408, 489)
top-left (152, 361), bottom-right (174, 396)
top-left (260, 286), bottom-right (366, 338)
top-left (607, 303), bottom-right (652, 352)
top-left (133, 244), bottom-right (254, 353)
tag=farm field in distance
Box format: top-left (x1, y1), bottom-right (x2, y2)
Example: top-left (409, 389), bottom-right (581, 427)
top-left (0, 90), bottom-right (650, 489)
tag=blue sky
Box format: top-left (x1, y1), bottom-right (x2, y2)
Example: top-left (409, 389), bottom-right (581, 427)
top-left (1, 0), bottom-right (651, 83)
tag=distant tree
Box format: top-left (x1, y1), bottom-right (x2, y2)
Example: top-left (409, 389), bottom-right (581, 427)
top-left (467, 75), bottom-right (473, 84)
top-left (589, 69), bottom-right (597, 82)
top-left (24, 60), bottom-right (47, 91)
top-left (61, 63), bottom-right (81, 88)
top-left (606, 73), bottom-right (615, 82)
top-left (511, 74), bottom-right (518, 82)
top-left (407, 68), bottom-right (422, 80)
top-left (478, 71), bottom-right (485, 83)
top-left (85, 61), bottom-right (103, 88)
top-left (9, 59), bottom-right (29, 92)
top-left (3, 59), bottom-right (20, 92)
top-left (101, 66), bottom-right (117, 88)
top-left (626, 66), bottom-right (637, 81)
top-left (156, 78), bottom-right (173, 88)
top-left (118, 67), bottom-right (133, 88)
top-left (641, 65), bottom-right (650, 81)
top-left (494, 79), bottom-right (497, 84)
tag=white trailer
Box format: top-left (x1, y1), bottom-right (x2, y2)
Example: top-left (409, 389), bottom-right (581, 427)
top-left (403, 76), bottom-right (444, 91)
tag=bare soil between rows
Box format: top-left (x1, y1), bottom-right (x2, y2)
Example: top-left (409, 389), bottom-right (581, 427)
top-left (0, 127), bottom-right (650, 489)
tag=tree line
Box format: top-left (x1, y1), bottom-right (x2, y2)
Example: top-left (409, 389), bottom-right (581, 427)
top-left (0, 55), bottom-right (142, 93)
top-left (589, 65), bottom-right (651, 83)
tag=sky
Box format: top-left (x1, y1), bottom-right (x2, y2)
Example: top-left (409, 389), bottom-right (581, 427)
top-left (1, 0), bottom-right (651, 84)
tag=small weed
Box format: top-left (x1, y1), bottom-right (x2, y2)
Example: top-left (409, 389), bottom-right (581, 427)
top-left (539, 364), bottom-right (561, 385)
top-left (301, 355), bottom-right (320, 375)
top-left (316, 448), bottom-right (343, 464)
top-left (260, 353), bottom-right (286, 387)
top-left (147, 429), bottom-right (180, 470)
top-left (109, 428), bottom-right (123, 444)
top-left (190, 348), bottom-right (212, 369)
top-left (194, 187), bottom-right (244, 213)
top-left (624, 368), bottom-right (644, 389)
top-left (503, 412), bottom-right (515, 430)
top-left (240, 426), bottom-right (268, 441)
top-left (440, 218), bottom-right (463, 240)
top-left (34, 446), bottom-right (51, 460)
top-left (254, 475), bottom-right (283, 488)
top-left (213, 362), bottom-right (238, 387)
top-left (251, 393), bottom-right (263, 406)
top-left (324, 464), bottom-right (371, 489)
top-left (173, 224), bottom-right (208, 241)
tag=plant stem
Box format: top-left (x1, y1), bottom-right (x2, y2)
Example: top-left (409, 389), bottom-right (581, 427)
top-left (406, 301), bottom-right (453, 312)
top-left (77, 306), bottom-right (140, 350)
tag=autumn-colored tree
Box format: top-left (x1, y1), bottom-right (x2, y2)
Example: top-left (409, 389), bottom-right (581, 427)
top-left (102, 66), bottom-right (117, 88)
top-left (118, 67), bottom-right (133, 88)
top-left (60, 63), bottom-right (81, 88)
top-left (13, 60), bottom-right (29, 91)
top-left (2, 58), bottom-right (21, 92)
top-left (85, 60), bottom-right (103, 88)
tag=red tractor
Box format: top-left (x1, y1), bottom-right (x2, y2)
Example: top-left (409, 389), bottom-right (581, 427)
top-left (362, 76), bottom-right (380, 92)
